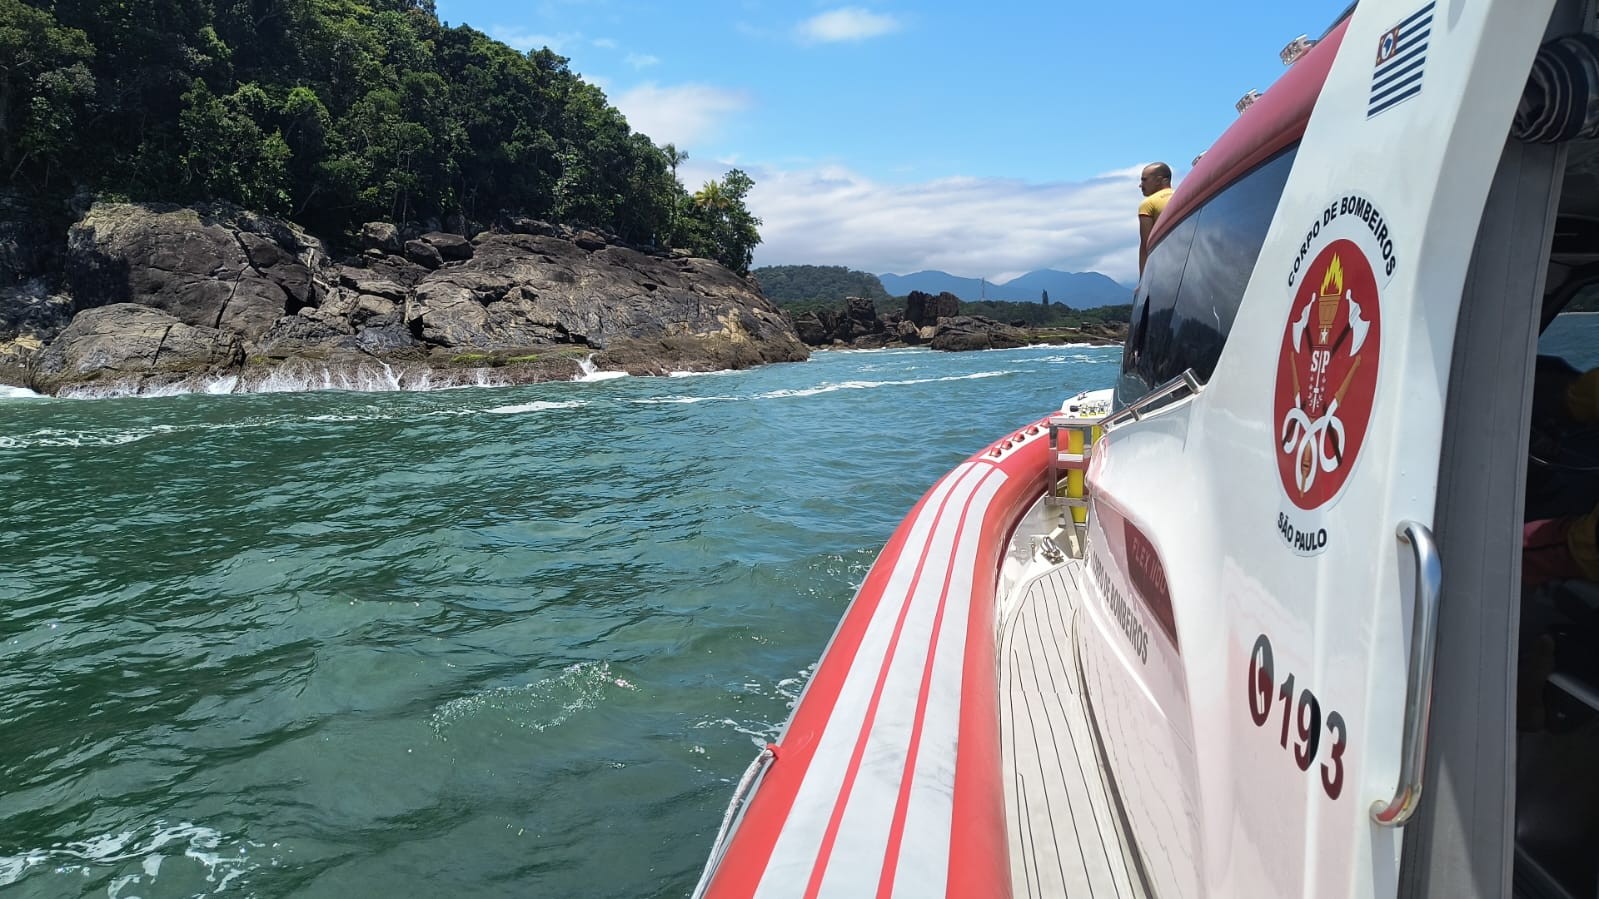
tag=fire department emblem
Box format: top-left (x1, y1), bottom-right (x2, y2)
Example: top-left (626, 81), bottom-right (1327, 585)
top-left (1273, 239), bottom-right (1382, 510)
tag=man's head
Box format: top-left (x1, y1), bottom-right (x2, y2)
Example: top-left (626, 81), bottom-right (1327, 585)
top-left (1140, 163), bottom-right (1172, 197)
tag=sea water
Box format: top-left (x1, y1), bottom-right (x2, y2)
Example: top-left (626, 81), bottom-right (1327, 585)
top-left (0, 343), bottom-right (1120, 897)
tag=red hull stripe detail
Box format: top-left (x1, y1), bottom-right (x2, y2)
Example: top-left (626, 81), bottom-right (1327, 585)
top-left (877, 465), bottom-right (1001, 897)
top-left (702, 464), bottom-right (978, 898)
top-left (767, 464), bottom-right (999, 895)
top-left (702, 418), bottom-right (1056, 899)
top-left (825, 469), bottom-right (1007, 896)
top-left (801, 462), bottom-right (997, 898)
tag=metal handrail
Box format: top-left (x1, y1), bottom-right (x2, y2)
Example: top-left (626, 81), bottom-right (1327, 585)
top-left (1099, 370), bottom-right (1203, 432)
top-left (691, 744), bottom-right (777, 897)
top-left (1371, 521), bottom-right (1443, 826)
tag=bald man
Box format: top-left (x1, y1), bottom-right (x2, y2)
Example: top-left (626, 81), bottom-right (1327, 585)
top-left (1137, 162), bottom-right (1174, 275)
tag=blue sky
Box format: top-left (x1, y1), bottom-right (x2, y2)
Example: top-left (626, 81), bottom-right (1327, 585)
top-left (432, 1), bottom-right (1352, 284)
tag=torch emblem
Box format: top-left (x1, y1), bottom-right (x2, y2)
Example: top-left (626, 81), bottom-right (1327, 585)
top-left (1274, 239), bottom-right (1381, 510)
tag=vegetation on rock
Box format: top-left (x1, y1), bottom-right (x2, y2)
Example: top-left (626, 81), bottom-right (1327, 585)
top-left (754, 264), bottom-right (893, 309)
top-left (0, 0), bottom-right (762, 273)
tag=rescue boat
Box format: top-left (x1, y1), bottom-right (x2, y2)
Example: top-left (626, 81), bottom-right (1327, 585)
top-left (697, 0), bottom-right (1599, 895)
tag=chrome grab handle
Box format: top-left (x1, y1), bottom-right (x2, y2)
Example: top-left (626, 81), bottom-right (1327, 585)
top-left (1100, 369), bottom-right (1203, 432)
top-left (1371, 521), bottom-right (1443, 826)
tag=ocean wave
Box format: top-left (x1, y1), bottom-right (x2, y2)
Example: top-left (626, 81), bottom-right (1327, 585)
top-left (0, 385), bottom-right (46, 400)
top-left (52, 365), bottom-right (511, 399)
top-left (0, 426), bottom-right (178, 448)
top-left (485, 399), bottom-right (590, 415)
top-left (429, 662), bottom-right (635, 739)
top-left (755, 370), bottom-right (1007, 400)
top-left (629, 395), bottom-right (734, 405)
top-left (0, 821), bottom-right (259, 895)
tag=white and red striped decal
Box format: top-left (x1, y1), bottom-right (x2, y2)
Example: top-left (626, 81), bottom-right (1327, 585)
top-left (703, 420), bottom-right (1052, 899)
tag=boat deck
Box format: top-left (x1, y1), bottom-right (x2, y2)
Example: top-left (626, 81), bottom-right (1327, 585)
top-left (1001, 557), bottom-right (1147, 899)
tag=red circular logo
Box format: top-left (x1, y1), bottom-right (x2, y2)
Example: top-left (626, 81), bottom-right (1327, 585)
top-left (1273, 239), bottom-right (1382, 510)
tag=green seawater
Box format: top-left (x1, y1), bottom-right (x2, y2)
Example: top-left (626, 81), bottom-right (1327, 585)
top-left (0, 344), bottom-right (1120, 897)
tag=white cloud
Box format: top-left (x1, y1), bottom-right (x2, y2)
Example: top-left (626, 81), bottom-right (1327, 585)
top-left (722, 163), bottom-right (1143, 285)
top-left (797, 8), bottom-right (902, 43)
top-left (491, 27), bottom-right (581, 53)
top-left (612, 83), bottom-right (751, 149)
top-left (625, 52), bottom-right (660, 69)
top-left (592, 37), bottom-right (618, 49)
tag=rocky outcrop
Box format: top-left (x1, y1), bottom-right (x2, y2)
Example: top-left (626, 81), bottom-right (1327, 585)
top-left (929, 315), bottom-right (1030, 351)
top-left (65, 203), bottom-right (326, 338)
top-left (790, 296), bottom-right (897, 346)
top-left (904, 290), bottom-right (960, 328)
top-left (0, 279), bottom-right (72, 387)
top-left (31, 304), bottom-right (245, 394)
top-left (788, 291), bottom-right (1126, 352)
top-left (8, 202), bottom-right (809, 394)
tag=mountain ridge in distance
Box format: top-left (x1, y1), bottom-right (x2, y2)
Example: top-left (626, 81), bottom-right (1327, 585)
top-left (876, 269), bottom-right (1133, 306)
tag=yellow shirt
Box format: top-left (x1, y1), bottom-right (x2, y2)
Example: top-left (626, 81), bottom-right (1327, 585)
top-left (1138, 187), bottom-right (1174, 221)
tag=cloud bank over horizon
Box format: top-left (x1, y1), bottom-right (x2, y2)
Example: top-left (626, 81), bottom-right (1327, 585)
top-left (737, 163), bottom-right (1144, 286)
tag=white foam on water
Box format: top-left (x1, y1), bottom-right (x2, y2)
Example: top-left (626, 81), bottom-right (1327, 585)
top-left (485, 400), bottom-right (589, 415)
top-left (0, 426), bottom-right (174, 448)
top-left (573, 355), bottom-right (629, 382)
top-left (50, 364), bottom-right (516, 398)
top-left (204, 375), bottom-right (240, 394)
top-left (0, 385), bottom-right (44, 400)
top-left (429, 661), bottom-right (633, 739)
top-left (754, 370), bottom-right (1007, 400)
top-left (629, 395), bottom-right (733, 405)
top-left (666, 369), bottom-right (735, 378)
top-left (0, 821), bottom-right (258, 894)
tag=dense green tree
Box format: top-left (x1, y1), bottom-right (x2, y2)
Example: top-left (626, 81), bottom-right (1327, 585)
top-left (753, 265), bottom-right (892, 306)
top-left (679, 169), bottom-right (761, 275)
top-left (1, 0), bottom-right (761, 266)
top-left (0, 0), bottom-right (94, 187)
top-left (178, 80), bottom-right (291, 211)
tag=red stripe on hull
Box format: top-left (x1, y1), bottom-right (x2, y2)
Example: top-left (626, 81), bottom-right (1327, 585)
top-left (804, 465), bottom-right (991, 897)
top-left (702, 418), bottom-right (1055, 898)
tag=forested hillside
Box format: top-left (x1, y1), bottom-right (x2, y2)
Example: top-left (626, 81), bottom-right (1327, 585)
top-left (753, 265), bottom-right (892, 308)
top-left (0, 0), bottom-right (760, 271)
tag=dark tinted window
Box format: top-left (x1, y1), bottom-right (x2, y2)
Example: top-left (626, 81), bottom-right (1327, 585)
top-left (1118, 214), bottom-right (1196, 407)
top-left (1117, 145), bottom-right (1298, 404)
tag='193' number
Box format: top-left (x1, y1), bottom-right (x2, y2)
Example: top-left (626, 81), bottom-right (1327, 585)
top-left (1247, 633), bottom-right (1347, 800)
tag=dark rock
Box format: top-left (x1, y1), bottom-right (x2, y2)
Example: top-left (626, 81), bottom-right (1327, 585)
top-left (930, 315), bottom-right (1028, 352)
top-left (404, 231), bottom-right (806, 364)
top-left (420, 231), bottom-right (473, 261)
top-left (404, 239), bottom-right (444, 270)
top-left (64, 202), bottom-right (325, 339)
top-left (844, 296), bottom-right (881, 330)
top-left (24, 202), bottom-right (809, 393)
top-left (336, 266), bottom-right (409, 302)
top-left (499, 216), bottom-right (560, 237)
top-left (359, 222), bottom-right (402, 255)
top-left (905, 290), bottom-right (961, 327)
top-left (0, 278), bottom-right (72, 385)
top-left (895, 320), bottom-right (922, 345)
top-left (793, 313), bottom-right (829, 345)
top-left (31, 304), bottom-right (243, 394)
top-left (360, 253), bottom-right (430, 289)
top-left (355, 324), bottom-right (421, 355)
top-left (573, 230), bottom-right (608, 252)
top-left (255, 310), bottom-right (355, 358)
